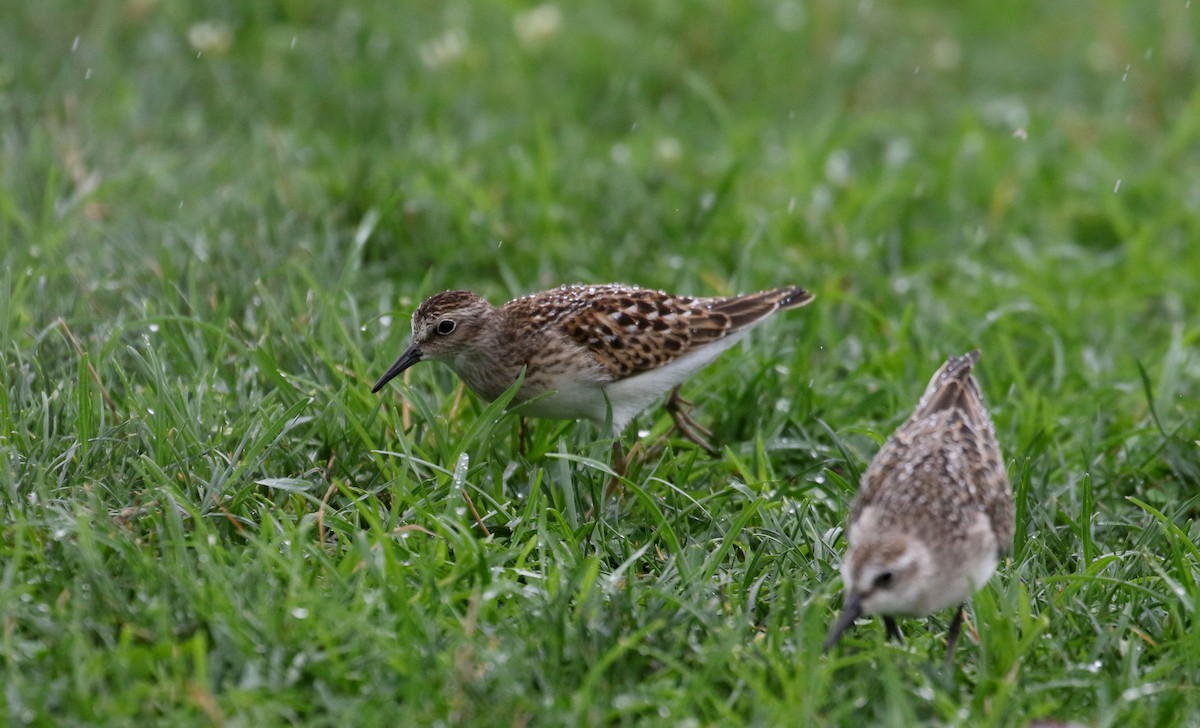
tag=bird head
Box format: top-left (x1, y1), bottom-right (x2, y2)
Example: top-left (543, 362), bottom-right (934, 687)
top-left (371, 290), bottom-right (496, 393)
top-left (823, 532), bottom-right (931, 651)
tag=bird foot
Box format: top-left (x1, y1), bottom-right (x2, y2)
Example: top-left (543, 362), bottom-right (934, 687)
top-left (664, 385), bottom-right (719, 455)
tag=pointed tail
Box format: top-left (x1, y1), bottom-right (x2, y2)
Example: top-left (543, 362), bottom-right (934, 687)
top-left (707, 285), bottom-right (815, 329)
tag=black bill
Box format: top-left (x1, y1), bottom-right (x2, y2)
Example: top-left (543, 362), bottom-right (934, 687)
top-left (371, 344), bottom-right (423, 393)
top-left (822, 594), bottom-right (863, 653)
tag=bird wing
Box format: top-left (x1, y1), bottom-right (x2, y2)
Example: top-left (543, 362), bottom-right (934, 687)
top-left (511, 284), bottom-right (812, 379)
top-left (932, 354), bottom-right (1015, 550)
top-left (849, 351), bottom-right (1014, 550)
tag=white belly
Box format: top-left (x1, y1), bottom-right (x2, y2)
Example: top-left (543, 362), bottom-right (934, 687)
top-left (516, 330), bottom-right (752, 435)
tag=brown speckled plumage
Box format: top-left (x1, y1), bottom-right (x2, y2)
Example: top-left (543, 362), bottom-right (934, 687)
top-left (824, 351), bottom-right (1014, 665)
top-left (507, 284), bottom-right (812, 380)
top-left (372, 283), bottom-right (814, 438)
top-left (849, 351), bottom-right (1014, 550)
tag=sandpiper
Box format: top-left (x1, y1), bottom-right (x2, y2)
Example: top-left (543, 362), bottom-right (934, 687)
top-left (371, 283), bottom-right (814, 452)
top-left (823, 350), bottom-right (1014, 665)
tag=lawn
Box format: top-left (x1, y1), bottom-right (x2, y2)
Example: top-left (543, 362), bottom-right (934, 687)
top-left (3, 1), bottom-right (1199, 725)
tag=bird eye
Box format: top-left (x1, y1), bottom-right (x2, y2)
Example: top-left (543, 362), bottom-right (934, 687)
top-left (873, 572), bottom-right (894, 588)
top-left (436, 319), bottom-right (456, 335)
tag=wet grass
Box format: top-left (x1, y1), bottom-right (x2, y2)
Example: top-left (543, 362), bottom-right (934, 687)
top-left (3, 1), bottom-right (1199, 725)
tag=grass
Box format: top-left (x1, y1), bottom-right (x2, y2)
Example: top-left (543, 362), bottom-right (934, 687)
top-left (2, 0), bottom-right (1199, 725)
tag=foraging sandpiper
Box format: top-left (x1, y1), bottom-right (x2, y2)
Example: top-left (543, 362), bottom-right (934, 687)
top-left (823, 350), bottom-right (1014, 665)
top-left (371, 283), bottom-right (814, 452)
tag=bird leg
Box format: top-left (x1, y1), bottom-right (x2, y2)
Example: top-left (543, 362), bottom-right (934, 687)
top-left (664, 385), bottom-right (719, 455)
top-left (517, 417), bottom-right (528, 456)
top-left (605, 439), bottom-right (627, 499)
top-left (944, 604), bottom-right (965, 668)
top-left (884, 616), bottom-right (903, 643)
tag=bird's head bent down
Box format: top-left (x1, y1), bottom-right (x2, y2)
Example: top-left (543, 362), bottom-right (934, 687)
top-left (823, 531), bottom-right (935, 651)
top-left (371, 291), bottom-right (497, 394)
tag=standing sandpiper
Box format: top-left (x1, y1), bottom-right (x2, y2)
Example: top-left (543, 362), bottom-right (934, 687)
top-left (371, 283), bottom-right (813, 452)
top-left (823, 350), bottom-right (1014, 665)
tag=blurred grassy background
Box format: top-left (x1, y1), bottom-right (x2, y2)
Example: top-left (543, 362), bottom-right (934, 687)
top-left (2, 1), bottom-right (1199, 725)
